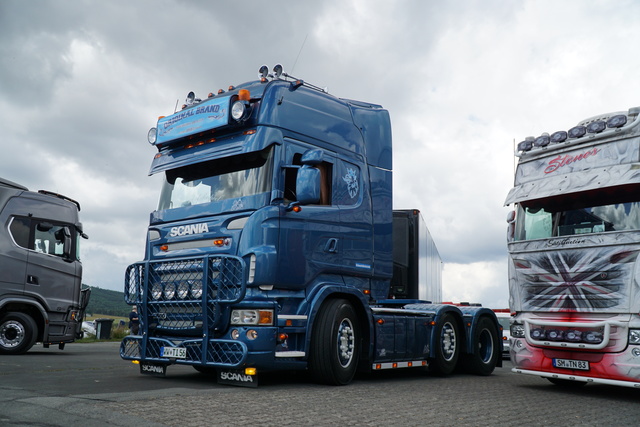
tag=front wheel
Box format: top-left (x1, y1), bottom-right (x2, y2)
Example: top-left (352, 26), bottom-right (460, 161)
top-left (309, 299), bottom-right (360, 385)
top-left (0, 312), bottom-right (38, 355)
top-left (429, 313), bottom-right (460, 375)
top-left (463, 316), bottom-right (499, 375)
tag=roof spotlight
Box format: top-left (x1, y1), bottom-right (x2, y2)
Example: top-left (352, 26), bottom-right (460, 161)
top-left (186, 91), bottom-right (196, 106)
top-left (586, 121), bottom-right (606, 134)
top-left (534, 134), bottom-right (550, 147)
top-left (550, 131), bottom-right (568, 143)
top-left (568, 125), bottom-right (586, 139)
top-left (259, 65), bottom-right (269, 79)
top-left (273, 64), bottom-right (284, 78)
top-left (517, 137), bottom-right (534, 152)
top-left (607, 114), bottom-right (627, 128)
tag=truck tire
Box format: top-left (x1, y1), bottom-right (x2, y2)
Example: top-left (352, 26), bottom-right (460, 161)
top-left (463, 316), bottom-right (499, 376)
top-left (0, 312), bottom-right (38, 355)
top-left (309, 298), bottom-right (360, 385)
top-left (429, 313), bottom-right (460, 375)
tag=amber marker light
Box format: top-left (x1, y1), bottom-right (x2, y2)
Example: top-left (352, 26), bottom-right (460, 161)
top-left (278, 333), bottom-right (288, 342)
top-left (213, 239), bottom-right (225, 247)
top-left (245, 367), bottom-right (257, 376)
top-left (238, 89), bottom-right (251, 101)
top-left (160, 245), bottom-right (169, 252)
top-left (375, 364), bottom-right (382, 370)
top-left (376, 318), bottom-right (385, 325)
top-left (292, 205), bottom-right (302, 213)
top-left (132, 360), bottom-right (140, 365)
top-left (259, 310), bottom-right (274, 325)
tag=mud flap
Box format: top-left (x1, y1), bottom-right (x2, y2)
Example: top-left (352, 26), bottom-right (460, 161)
top-left (217, 369), bottom-right (258, 387)
top-left (140, 362), bottom-right (167, 376)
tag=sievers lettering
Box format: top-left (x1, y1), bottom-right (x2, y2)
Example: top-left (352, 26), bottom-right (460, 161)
top-left (544, 148), bottom-right (600, 174)
top-left (169, 223), bottom-right (209, 237)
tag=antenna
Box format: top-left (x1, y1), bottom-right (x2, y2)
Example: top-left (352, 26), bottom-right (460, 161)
top-left (291, 34), bottom-right (308, 74)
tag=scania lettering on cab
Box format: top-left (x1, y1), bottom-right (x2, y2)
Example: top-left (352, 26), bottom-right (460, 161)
top-left (506, 106), bottom-right (640, 388)
top-left (121, 65), bottom-right (502, 385)
top-left (0, 177), bottom-right (90, 354)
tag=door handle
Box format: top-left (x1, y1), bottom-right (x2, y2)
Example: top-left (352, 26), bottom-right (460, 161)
top-left (324, 238), bottom-right (339, 253)
top-left (27, 275), bottom-right (39, 285)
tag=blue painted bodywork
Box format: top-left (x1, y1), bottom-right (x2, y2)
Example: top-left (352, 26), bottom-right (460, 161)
top-left (121, 76), bottom-right (500, 376)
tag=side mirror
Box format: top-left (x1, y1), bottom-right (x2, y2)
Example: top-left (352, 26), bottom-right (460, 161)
top-left (296, 165), bottom-right (321, 204)
top-left (507, 210), bottom-right (516, 242)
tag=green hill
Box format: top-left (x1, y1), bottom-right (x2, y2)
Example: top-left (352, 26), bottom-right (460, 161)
top-left (83, 286), bottom-right (130, 317)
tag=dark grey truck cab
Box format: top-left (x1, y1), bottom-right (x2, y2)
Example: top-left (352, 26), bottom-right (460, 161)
top-left (0, 177), bottom-right (89, 354)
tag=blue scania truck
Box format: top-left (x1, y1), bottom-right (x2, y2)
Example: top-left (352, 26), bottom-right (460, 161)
top-left (121, 65), bottom-right (501, 385)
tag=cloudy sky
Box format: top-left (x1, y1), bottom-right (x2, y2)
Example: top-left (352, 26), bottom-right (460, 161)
top-left (2, 0), bottom-right (640, 308)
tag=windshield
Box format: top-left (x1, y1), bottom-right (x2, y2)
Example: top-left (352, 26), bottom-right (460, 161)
top-left (158, 147), bottom-right (273, 211)
top-left (514, 185), bottom-right (640, 241)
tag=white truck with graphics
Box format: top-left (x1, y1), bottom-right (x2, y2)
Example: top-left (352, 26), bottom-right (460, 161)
top-left (507, 106), bottom-right (640, 388)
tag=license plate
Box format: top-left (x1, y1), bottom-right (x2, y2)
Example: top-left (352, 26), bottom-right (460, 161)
top-left (553, 358), bottom-right (589, 371)
top-left (161, 346), bottom-right (186, 359)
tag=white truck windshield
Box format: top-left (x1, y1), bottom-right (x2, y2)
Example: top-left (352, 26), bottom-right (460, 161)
top-left (158, 147), bottom-right (273, 211)
top-left (515, 189), bottom-right (640, 241)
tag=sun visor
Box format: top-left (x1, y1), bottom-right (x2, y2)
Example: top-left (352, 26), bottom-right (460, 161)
top-left (149, 127), bottom-right (281, 175)
top-left (505, 163), bottom-right (640, 205)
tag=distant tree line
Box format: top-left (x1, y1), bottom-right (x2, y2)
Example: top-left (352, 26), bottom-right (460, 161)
top-left (83, 285), bottom-right (130, 317)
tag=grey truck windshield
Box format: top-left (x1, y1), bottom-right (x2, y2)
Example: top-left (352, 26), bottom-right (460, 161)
top-left (158, 148), bottom-right (273, 211)
top-left (514, 185), bottom-right (640, 241)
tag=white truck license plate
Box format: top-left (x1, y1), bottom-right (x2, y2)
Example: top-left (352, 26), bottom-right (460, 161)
top-left (161, 346), bottom-right (186, 359)
top-left (553, 358), bottom-right (589, 371)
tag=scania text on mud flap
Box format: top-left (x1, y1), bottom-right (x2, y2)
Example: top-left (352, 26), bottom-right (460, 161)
top-left (120, 65), bottom-right (502, 386)
top-left (0, 178), bottom-right (89, 354)
top-left (506, 106), bottom-right (640, 388)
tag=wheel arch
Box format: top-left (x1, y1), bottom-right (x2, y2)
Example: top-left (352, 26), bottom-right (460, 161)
top-left (304, 285), bottom-right (373, 368)
top-left (0, 297), bottom-right (48, 342)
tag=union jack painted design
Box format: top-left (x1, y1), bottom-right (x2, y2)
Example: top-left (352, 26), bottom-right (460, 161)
top-left (513, 248), bottom-right (638, 312)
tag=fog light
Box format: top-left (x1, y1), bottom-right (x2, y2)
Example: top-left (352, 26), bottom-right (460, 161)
top-left (632, 347), bottom-right (640, 357)
top-left (565, 330), bottom-right (582, 342)
top-left (247, 330), bottom-right (258, 340)
top-left (231, 329), bottom-right (240, 339)
top-left (547, 329), bottom-right (564, 341)
top-left (530, 328), bottom-right (546, 340)
top-left (584, 330), bottom-right (603, 344)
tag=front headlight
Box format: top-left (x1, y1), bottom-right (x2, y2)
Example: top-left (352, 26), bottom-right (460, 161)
top-left (230, 309), bottom-right (274, 326)
top-left (629, 329), bottom-right (640, 345)
top-left (511, 324), bottom-right (525, 338)
top-left (231, 100), bottom-right (250, 121)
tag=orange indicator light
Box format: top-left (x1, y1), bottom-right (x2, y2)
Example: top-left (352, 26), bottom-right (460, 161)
top-left (238, 89), bottom-right (250, 101)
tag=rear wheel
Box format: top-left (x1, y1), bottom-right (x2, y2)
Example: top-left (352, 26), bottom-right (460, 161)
top-left (309, 299), bottom-right (360, 385)
top-left (463, 316), bottom-right (499, 375)
top-left (429, 313), bottom-right (460, 375)
top-left (0, 312), bottom-right (38, 355)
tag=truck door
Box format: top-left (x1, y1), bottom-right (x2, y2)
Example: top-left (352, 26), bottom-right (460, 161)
top-left (1, 217), bottom-right (30, 295)
top-left (278, 141), bottom-right (343, 287)
top-left (24, 220), bottom-right (79, 317)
